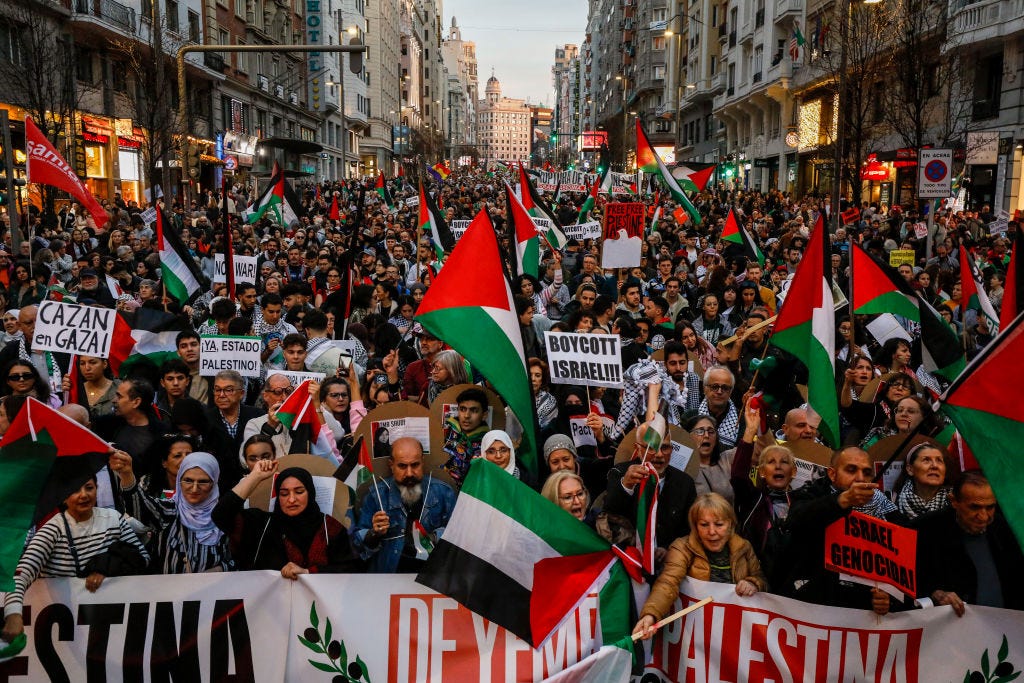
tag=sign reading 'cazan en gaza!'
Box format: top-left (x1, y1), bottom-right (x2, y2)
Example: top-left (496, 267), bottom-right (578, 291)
top-left (32, 301), bottom-right (116, 358)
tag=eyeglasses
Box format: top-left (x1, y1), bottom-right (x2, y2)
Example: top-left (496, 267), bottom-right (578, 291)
top-left (264, 387), bottom-right (292, 396)
top-left (706, 384), bottom-right (733, 393)
top-left (328, 392), bottom-right (349, 399)
top-left (691, 427), bottom-right (716, 436)
top-left (180, 477), bottom-right (214, 490)
top-left (558, 491), bottom-right (587, 503)
top-left (7, 373), bottom-right (33, 382)
top-left (213, 386), bottom-right (239, 395)
top-left (485, 446), bottom-right (511, 456)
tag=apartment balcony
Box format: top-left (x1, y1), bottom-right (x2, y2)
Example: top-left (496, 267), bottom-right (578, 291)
top-left (755, 8), bottom-right (765, 28)
top-left (728, 30), bottom-right (737, 48)
top-left (718, 23), bottom-right (728, 43)
top-left (70, 0), bottom-right (136, 35)
top-left (946, 0), bottom-right (1024, 50)
top-left (709, 71), bottom-right (726, 94)
top-left (775, 0), bottom-right (801, 21)
top-left (739, 20), bottom-right (753, 45)
top-left (752, 71), bottom-right (763, 83)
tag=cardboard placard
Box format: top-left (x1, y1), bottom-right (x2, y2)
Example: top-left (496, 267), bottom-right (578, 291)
top-left (213, 254), bottom-right (259, 284)
top-left (840, 207), bottom-right (861, 226)
top-left (247, 454), bottom-right (352, 526)
top-left (544, 331), bottom-right (623, 388)
top-left (369, 416), bottom-right (431, 458)
top-left (601, 203), bottom-right (646, 268)
top-left (888, 249), bottom-right (916, 267)
top-left (615, 424), bottom-right (701, 480)
top-left (33, 300), bottom-right (117, 358)
top-left (199, 335), bottom-right (263, 377)
top-left (824, 510), bottom-right (917, 599)
top-left (568, 416), bottom-right (598, 448)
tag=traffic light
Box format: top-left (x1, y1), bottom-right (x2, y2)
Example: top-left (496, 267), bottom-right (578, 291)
top-left (349, 36), bottom-right (363, 74)
top-left (551, 132), bottom-right (558, 144)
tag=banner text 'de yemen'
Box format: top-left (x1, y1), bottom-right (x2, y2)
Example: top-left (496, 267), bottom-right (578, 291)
top-left (648, 593), bottom-right (922, 683)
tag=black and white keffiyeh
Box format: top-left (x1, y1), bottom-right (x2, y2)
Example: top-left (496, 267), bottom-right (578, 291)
top-left (896, 481), bottom-right (951, 520)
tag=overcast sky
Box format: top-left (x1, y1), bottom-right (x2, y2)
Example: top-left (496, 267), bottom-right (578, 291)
top-left (442, 0), bottom-right (588, 105)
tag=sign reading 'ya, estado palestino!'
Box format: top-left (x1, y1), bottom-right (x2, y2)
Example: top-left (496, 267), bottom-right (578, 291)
top-left (199, 335), bottom-right (263, 377)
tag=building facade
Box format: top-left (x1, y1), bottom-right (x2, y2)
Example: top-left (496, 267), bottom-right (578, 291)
top-left (477, 73), bottom-right (531, 165)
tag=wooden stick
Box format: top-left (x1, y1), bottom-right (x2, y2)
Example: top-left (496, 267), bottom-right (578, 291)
top-left (632, 597), bottom-right (713, 641)
top-left (718, 315), bottom-right (776, 347)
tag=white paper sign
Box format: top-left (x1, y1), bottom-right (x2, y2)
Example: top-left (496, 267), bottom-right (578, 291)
top-left (213, 254), bottom-right (259, 284)
top-left (792, 457), bottom-right (829, 490)
top-left (370, 416), bottom-right (431, 456)
top-left (199, 335), bottom-right (263, 377)
top-left (544, 331), bottom-right (623, 388)
top-left (568, 416), bottom-right (597, 448)
top-left (562, 221), bottom-right (602, 241)
top-left (33, 300), bottom-right (116, 358)
top-left (268, 370), bottom-right (327, 385)
top-left (450, 220), bottom-right (472, 240)
top-left (670, 441), bottom-right (693, 473)
top-left (865, 313), bottom-right (913, 345)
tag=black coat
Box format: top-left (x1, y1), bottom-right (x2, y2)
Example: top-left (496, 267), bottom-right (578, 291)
top-left (603, 463), bottom-right (696, 549)
top-left (913, 507), bottom-right (1024, 610)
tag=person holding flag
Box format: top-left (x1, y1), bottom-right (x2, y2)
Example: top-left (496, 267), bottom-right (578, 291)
top-left (353, 436), bottom-right (456, 573)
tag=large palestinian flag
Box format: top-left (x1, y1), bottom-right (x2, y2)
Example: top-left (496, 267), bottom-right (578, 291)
top-left (577, 176), bottom-right (600, 223)
top-left (941, 313), bottom-right (1024, 547)
top-left (418, 181), bottom-right (454, 260)
top-left (721, 208), bottom-right (764, 267)
top-left (671, 164), bottom-right (716, 193)
top-left (505, 180), bottom-right (541, 278)
top-left (244, 161), bottom-right (302, 227)
top-left (0, 398), bottom-right (110, 590)
top-left (517, 163), bottom-right (568, 250)
top-left (770, 215), bottom-right (839, 447)
top-left (636, 120), bottom-right (701, 226)
top-left (156, 208), bottom-right (206, 305)
top-left (850, 244), bottom-right (965, 382)
top-left (375, 172), bottom-right (396, 212)
top-left (417, 459), bottom-right (633, 652)
top-left (414, 210), bottom-right (539, 477)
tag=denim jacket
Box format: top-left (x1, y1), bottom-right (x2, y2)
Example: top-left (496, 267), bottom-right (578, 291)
top-left (353, 475), bottom-right (456, 573)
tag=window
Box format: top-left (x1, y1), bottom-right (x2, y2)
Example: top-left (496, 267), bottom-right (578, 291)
top-left (76, 48), bottom-right (94, 83)
top-left (652, 36), bottom-right (666, 50)
top-left (188, 10), bottom-right (200, 42)
top-left (653, 65), bottom-right (666, 80)
top-left (218, 28), bottom-right (228, 60)
top-left (237, 39), bottom-right (247, 73)
top-left (111, 60), bottom-right (127, 92)
top-left (234, 0), bottom-right (243, 15)
top-left (165, 0), bottom-right (179, 33)
top-left (141, 0), bottom-right (153, 20)
top-left (0, 22), bottom-right (25, 66)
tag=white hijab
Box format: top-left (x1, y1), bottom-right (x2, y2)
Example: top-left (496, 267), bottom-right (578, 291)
top-left (479, 430), bottom-right (517, 475)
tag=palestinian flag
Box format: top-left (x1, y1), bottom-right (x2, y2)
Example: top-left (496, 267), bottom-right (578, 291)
top-left (635, 465), bottom-right (659, 576)
top-left (1001, 234), bottom-right (1022, 330)
top-left (648, 204), bottom-right (663, 237)
top-left (517, 163), bottom-right (568, 250)
top-left (851, 245), bottom-right (966, 382)
top-left (960, 245), bottom-right (1000, 331)
top-left (0, 397), bottom-right (110, 590)
top-left (578, 177), bottom-right (600, 223)
top-left (505, 180), bottom-right (541, 278)
top-left (769, 215), bottom-right (839, 447)
top-left (671, 164), bottom-right (716, 193)
top-left (850, 243), bottom-right (920, 320)
top-left (244, 162), bottom-right (301, 227)
top-left (276, 380), bottom-right (336, 457)
top-left (919, 297), bottom-right (966, 383)
top-left (334, 435), bottom-right (373, 489)
top-left (418, 180), bottom-right (455, 260)
top-left (416, 459), bottom-right (633, 650)
top-left (411, 520), bottom-right (434, 560)
top-left (414, 209), bottom-right (539, 478)
top-left (375, 172), bottom-right (396, 212)
top-left (941, 314), bottom-right (1024, 547)
top-left (156, 208), bottom-right (206, 305)
top-left (636, 120), bottom-right (701, 226)
top-left (721, 208), bottom-right (765, 267)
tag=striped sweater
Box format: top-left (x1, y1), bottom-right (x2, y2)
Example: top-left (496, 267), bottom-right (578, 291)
top-left (3, 507), bottom-right (149, 617)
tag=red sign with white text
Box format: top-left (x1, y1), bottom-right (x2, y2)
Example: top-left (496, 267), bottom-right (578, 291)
top-left (824, 510), bottom-right (917, 598)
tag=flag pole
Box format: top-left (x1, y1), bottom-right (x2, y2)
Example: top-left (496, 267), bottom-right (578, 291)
top-left (631, 597), bottom-right (713, 641)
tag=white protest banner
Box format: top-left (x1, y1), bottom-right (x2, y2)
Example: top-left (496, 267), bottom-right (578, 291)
top-left (139, 206), bottom-right (157, 226)
top-left (268, 369), bottom-right (327, 385)
top-left (792, 456), bottom-right (829, 490)
top-left (405, 196), bottom-right (420, 208)
top-left (13, 571), bottom-right (289, 682)
top-left (562, 221), bottom-right (602, 241)
top-left (13, 574), bottom-right (1024, 682)
top-left (199, 335), bottom-right (262, 377)
top-left (213, 254), bottom-right (259, 284)
top-left (450, 219), bottom-right (472, 240)
top-left (32, 300), bottom-right (116, 358)
top-left (670, 441), bottom-right (693, 474)
top-left (532, 216), bottom-right (554, 234)
top-left (866, 313), bottom-right (913, 345)
top-left (568, 416), bottom-right (597, 448)
top-left (544, 331), bottom-right (623, 388)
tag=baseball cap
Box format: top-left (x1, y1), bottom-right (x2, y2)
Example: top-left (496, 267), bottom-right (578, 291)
top-left (80, 268), bottom-right (99, 279)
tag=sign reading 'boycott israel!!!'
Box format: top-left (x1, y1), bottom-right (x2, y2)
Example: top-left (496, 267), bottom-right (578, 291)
top-left (199, 335), bottom-right (263, 377)
top-left (544, 331), bottom-right (623, 388)
top-left (33, 300), bottom-right (116, 358)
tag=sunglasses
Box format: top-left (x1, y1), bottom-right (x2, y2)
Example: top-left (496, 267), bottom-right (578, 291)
top-left (7, 373), bottom-right (34, 381)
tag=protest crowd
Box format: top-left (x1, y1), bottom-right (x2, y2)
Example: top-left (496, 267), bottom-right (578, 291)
top-left (1, 154), bottom-right (1023, 670)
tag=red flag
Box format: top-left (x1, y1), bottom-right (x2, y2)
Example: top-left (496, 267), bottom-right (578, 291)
top-left (107, 314), bottom-right (136, 376)
top-left (329, 193), bottom-right (340, 221)
top-left (1001, 237), bottom-right (1020, 331)
top-left (530, 550), bottom-right (618, 648)
top-left (25, 118), bottom-right (108, 229)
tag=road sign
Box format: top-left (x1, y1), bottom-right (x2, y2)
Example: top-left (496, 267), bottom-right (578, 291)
top-left (224, 156), bottom-right (237, 170)
top-left (918, 149), bottom-right (952, 198)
